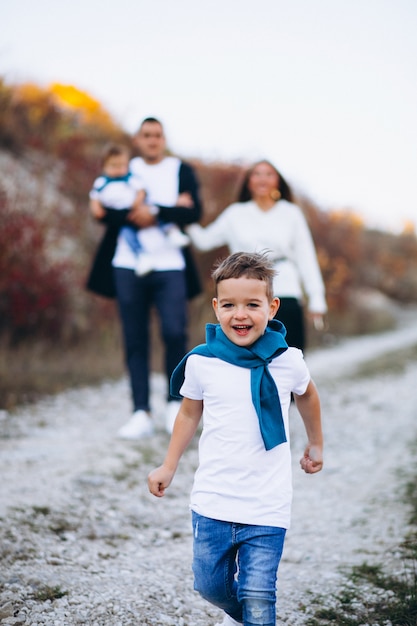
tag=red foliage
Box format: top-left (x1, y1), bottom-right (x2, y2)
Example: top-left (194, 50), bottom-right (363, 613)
top-left (305, 206), bottom-right (364, 310)
top-left (191, 160), bottom-right (245, 223)
top-left (0, 202), bottom-right (70, 342)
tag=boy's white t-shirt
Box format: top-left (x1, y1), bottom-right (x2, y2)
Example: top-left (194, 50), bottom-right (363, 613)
top-left (180, 347), bottom-right (310, 529)
top-left (89, 173), bottom-right (144, 209)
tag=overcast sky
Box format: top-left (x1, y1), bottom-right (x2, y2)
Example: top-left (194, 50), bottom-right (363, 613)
top-left (1, 0), bottom-right (416, 232)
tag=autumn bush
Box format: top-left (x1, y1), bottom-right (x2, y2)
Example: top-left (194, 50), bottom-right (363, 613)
top-left (0, 200), bottom-right (69, 342)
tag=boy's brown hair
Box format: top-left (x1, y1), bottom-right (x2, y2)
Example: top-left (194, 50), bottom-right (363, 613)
top-left (211, 251), bottom-right (276, 300)
top-left (101, 143), bottom-right (130, 167)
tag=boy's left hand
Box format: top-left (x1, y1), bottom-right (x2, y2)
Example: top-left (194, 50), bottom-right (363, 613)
top-left (300, 444), bottom-right (323, 474)
top-left (148, 465), bottom-right (175, 497)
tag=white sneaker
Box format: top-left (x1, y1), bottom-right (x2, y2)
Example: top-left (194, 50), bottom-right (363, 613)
top-left (166, 228), bottom-right (190, 248)
top-left (117, 410), bottom-right (154, 439)
top-left (135, 253), bottom-right (154, 276)
top-left (165, 400), bottom-right (181, 434)
top-left (215, 614), bottom-right (242, 626)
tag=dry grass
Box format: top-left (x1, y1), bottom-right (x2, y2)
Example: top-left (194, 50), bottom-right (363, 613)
top-left (0, 326), bottom-right (124, 411)
top-left (0, 297), bottom-right (212, 412)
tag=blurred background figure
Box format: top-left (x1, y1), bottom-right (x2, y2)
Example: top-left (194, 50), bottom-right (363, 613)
top-left (88, 118), bottom-right (202, 439)
top-left (187, 160), bottom-right (327, 351)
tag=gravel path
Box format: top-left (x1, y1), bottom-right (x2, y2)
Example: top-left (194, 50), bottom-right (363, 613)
top-left (1, 315), bottom-right (417, 625)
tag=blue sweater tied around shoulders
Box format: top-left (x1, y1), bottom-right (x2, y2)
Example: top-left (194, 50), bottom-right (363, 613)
top-left (170, 319), bottom-right (288, 450)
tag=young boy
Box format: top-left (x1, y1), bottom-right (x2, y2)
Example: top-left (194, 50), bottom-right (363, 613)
top-left (148, 251), bottom-right (323, 626)
top-left (89, 144), bottom-right (190, 276)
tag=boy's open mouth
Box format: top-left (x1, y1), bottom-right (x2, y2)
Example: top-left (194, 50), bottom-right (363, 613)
top-left (233, 325), bottom-right (252, 335)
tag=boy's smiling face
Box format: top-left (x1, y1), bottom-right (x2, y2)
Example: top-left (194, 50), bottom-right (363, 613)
top-left (212, 277), bottom-right (279, 347)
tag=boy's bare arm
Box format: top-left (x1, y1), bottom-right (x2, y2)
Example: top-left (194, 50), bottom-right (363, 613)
top-left (294, 379), bottom-right (323, 474)
top-left (148, 398), bottom-right (203, 497)
top-left (89, 198), bottom-right (106, 220)
top-left (132, 189), bottom-right (146, 210)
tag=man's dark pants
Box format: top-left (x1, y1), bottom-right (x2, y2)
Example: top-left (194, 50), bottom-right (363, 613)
top-left (114, 267), bottom-right (187, 412)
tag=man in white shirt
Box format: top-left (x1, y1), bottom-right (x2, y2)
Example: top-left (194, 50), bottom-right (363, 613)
top-left (114, 118), bottom-right (202, 439)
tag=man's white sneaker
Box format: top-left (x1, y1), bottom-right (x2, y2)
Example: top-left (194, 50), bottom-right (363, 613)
top-left (135, 253), bottom-right (154, 276)
top-left (215, 614), bottom-right (242, 626)
top-left (165, 400), bottom-right (181, 434)
top-left (117, 410), bottom-right (154, 439)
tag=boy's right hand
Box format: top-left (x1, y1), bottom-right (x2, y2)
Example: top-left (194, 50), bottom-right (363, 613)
top-left (148, 466), bottom-right (175, 497)
top-left (300, 444), bottom-right (323, 474)
top-left (90, 199), bottom-right (106, 219)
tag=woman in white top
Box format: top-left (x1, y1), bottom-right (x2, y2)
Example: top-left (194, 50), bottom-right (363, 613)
top-left (187, 160), bottom-right (327, 350)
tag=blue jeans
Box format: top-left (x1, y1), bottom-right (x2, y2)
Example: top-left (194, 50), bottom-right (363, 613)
top-left (192, 512), bottom-right (286, 626)
top-left (113, 267), bottom-right (187, 411)
top-left (120, 226), bottom-right (142, 254)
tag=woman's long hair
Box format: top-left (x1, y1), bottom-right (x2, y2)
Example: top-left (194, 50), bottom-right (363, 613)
top-left (237, 160), bottom-right (293, 203)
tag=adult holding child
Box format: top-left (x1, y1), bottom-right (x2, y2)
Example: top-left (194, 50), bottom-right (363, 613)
top-left (187, 160), bottom-right (327, 350)
top-left (87, 117), bottom-right (202, 439)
